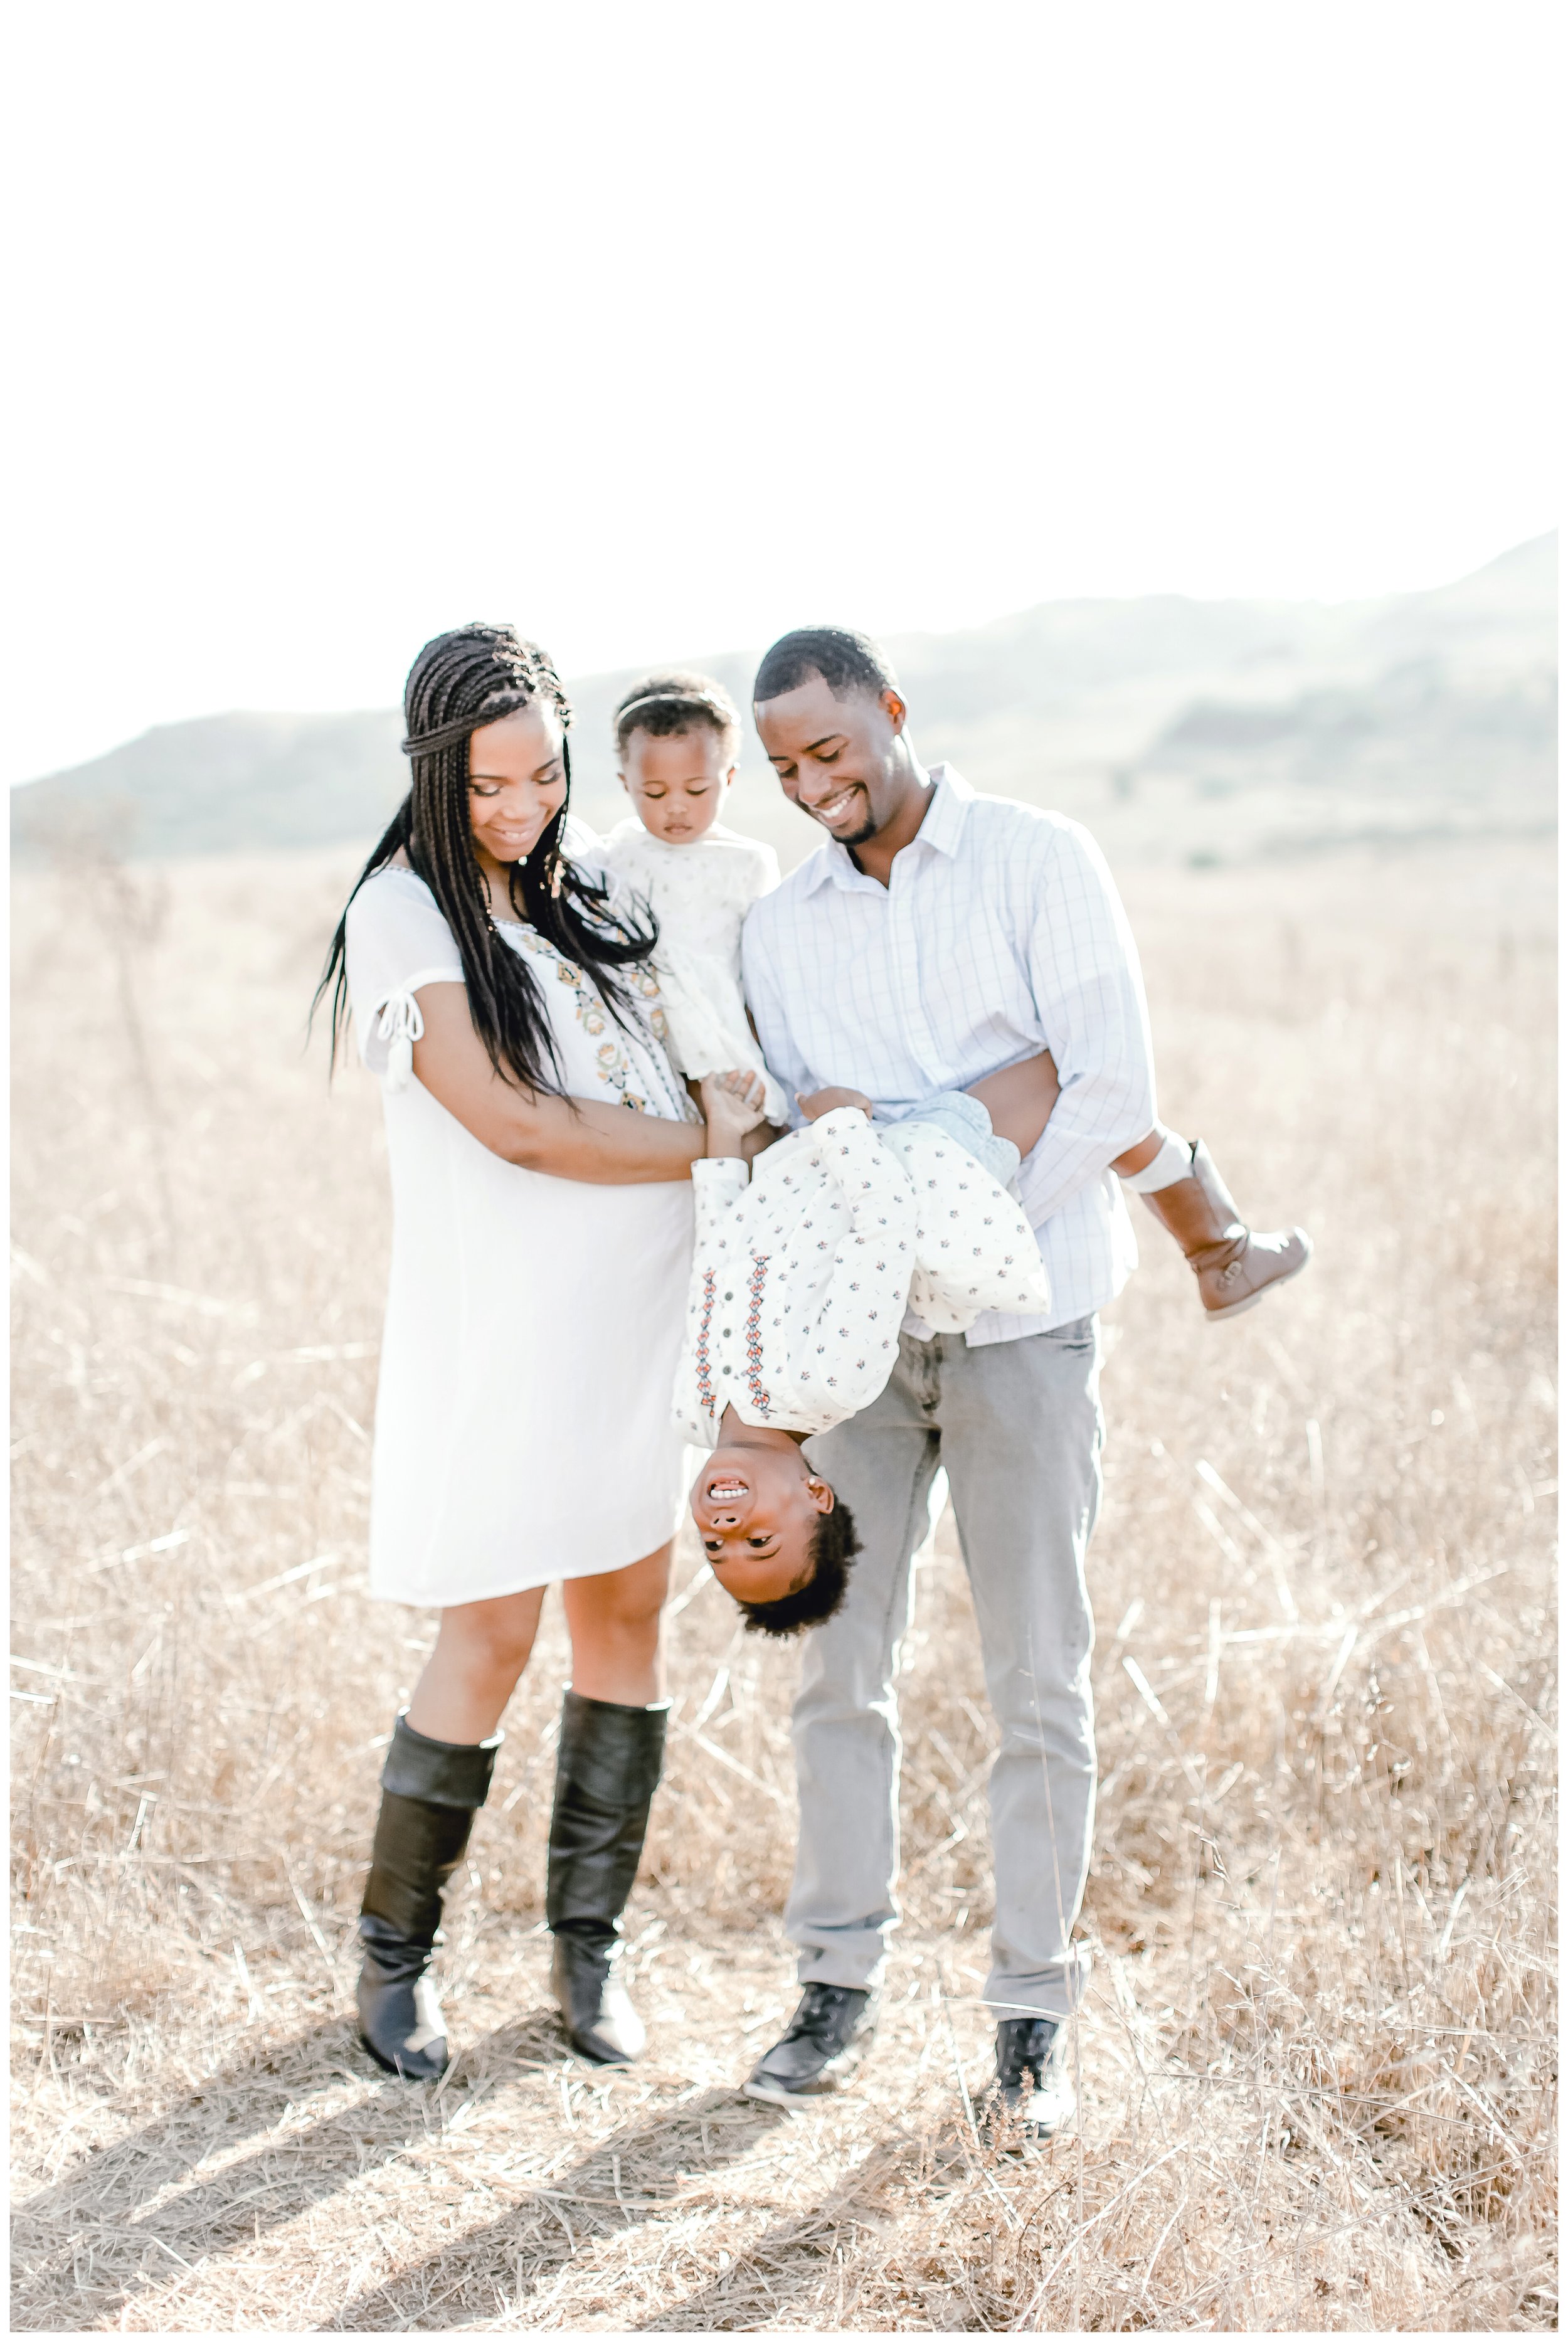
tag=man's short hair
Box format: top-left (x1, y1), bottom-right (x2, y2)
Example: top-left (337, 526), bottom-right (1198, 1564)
top-left (736, 1498), bottom-right (862, 1640)
top-left (753, 628), bottom-right (899, 708)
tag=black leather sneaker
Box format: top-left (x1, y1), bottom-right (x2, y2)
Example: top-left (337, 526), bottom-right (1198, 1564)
top-left (742, 1984), bottom-right (879, 2106)
top-left (983, 2016), bottom-right (1075, 2140)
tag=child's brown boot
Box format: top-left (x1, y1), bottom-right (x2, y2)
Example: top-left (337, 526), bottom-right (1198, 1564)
top-left (1141, 1140), bottom-right (1311, 1322)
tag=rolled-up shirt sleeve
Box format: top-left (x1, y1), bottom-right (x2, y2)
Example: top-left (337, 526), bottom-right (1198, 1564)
top-left (1014, 823), bottom-right (1158, 1228)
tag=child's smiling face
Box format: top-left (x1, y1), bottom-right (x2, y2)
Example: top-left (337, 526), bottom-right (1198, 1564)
top-left (689, 1441), bottom-right (834, 1607)
top-left (620, 726), bottom-right (734, 844)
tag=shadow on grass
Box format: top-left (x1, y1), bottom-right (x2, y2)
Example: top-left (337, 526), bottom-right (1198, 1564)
top-left (629, 2131), bottom-right (971, 2332)
top-left (9, 2004), bottom-right (570, 2330)
top-left (16, 1993), bottom-right (986, 2333)
top-left (329, 2087), bottom-right (789, 2329)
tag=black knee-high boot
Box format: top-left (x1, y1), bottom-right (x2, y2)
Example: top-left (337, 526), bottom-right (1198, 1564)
top-left (357, 1712), bottom-right (501, 2081)
top-left (546, 1692), bottom-right (667, 2064)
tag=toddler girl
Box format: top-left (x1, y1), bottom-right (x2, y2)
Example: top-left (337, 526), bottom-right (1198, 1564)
top-left (597, 674), bottom-right (789, 1123)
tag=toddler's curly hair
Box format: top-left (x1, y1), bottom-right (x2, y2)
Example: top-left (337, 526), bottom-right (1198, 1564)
top-left (736, 1500), bottom-right (862, 1640)
top-left (613, 670), bottom-right (741, 763)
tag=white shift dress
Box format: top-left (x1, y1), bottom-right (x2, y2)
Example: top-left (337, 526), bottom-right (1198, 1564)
top-left (345, 862), bottom-right (699, 1608)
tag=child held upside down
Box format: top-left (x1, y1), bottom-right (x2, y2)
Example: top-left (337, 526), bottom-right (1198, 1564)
top-left (677, 1053), bottom-right (1311, 1640)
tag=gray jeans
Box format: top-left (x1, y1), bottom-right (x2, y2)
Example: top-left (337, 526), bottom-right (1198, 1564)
top-left (791, 1319), bottom-right (1103, 2019)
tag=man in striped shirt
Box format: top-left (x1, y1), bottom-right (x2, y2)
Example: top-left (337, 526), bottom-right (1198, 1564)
top-left (734, 623), bottom-right (1158, 2135)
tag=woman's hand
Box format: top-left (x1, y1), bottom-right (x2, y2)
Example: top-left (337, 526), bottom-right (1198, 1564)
top-left (701, 1069), bottom-right (768, 1160)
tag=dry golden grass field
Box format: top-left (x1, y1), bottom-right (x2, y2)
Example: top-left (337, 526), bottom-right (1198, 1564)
top-left (9, 832), bottom-right (1558, 2333)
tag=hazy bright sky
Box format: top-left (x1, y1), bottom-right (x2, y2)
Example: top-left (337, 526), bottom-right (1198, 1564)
top-left (7, 1), bottom-right (1557, 786)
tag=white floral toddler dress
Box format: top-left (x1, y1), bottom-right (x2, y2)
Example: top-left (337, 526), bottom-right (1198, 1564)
top-left (596, 819), bottom-right (788, 1123)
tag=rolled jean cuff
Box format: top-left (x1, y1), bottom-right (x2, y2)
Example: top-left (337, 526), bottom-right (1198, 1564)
top-left (982, 1949), bottom-right (1091, 2023)
top-left (795, 1947), bottom-right (891, 1994)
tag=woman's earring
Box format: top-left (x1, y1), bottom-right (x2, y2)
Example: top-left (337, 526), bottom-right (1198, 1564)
top-left (550, 856), bottom-right (564, 898)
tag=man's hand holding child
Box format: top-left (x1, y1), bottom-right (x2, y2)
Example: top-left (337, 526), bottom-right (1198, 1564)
top-left (797, 1086), bottom-right (874, 1122)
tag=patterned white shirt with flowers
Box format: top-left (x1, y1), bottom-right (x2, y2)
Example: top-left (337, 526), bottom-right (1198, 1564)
top-left (674, 1106), bottom-right (1051, 1446)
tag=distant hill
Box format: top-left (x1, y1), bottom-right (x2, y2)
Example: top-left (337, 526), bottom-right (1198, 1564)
top-left (9, 709), bottom-right (408, 861)
top-left (11, 535), bottom-right (1555, 872)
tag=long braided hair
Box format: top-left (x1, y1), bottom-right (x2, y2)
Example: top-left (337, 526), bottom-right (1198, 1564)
top-left (315, 624), bottom-right (657, 1094)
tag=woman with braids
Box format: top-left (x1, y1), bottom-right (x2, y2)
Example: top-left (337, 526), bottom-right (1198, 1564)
top-left (317, 623), bottom-right (724, 2084)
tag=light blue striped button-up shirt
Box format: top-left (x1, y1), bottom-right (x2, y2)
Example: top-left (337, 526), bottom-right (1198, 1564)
top-left (740, 765), bottom-right (1158, 1341)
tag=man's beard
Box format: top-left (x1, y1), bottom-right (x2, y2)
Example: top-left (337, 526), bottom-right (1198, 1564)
top-left (815, 792), bottom-right (877, 848)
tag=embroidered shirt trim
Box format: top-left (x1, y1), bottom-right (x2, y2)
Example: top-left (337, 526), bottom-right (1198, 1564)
top-left (744, 1256), bottom-right (772, 1414)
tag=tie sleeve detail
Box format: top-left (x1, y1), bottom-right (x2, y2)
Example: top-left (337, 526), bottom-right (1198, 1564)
top-left (368, 968), bottom-right (465, 1091)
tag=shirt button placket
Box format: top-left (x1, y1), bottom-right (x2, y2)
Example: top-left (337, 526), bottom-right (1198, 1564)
top-left (889, 852), bottom-right (945, 1090)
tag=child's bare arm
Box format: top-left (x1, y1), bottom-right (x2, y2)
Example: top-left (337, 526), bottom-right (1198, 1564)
top-left (965, 1051), bottom-right (1062, 1156)
top-left (1111, 1127), bottom-right (1167, 1176)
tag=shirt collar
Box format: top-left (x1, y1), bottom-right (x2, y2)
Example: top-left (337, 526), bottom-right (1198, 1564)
top-left (800, 764), bottom-right (974, 893)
